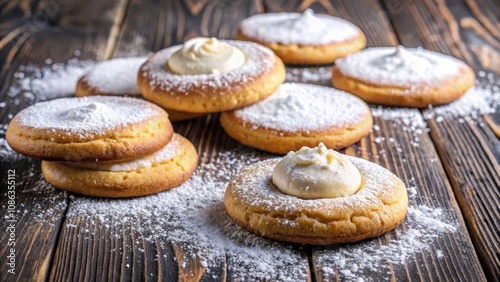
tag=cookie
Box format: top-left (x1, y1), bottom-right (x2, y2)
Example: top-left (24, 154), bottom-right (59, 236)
top-left (224, 157), bottom-right (408, 245)
top-left (235, 9), bottom-right (366, 65)
top-left (220, 83), bottom-right (372, 154)
top-left (6, 96), bottom-right (173, 162)
top-left (42, 133), bottom-right (198, 198)
top-left (75, 57), bottom-right (203, 121)
top-left (76, 57), bottom-right (146, 97)
top-left (138, 39), bottom-right (286, 114)
top-left (332, 46), bottom-right (475, 107)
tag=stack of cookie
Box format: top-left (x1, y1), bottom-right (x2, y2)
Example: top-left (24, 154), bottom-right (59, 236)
top-left (6, 96), bottom-right (198, 198)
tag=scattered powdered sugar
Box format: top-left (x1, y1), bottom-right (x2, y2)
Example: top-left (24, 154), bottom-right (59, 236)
top-left (59, 148), bottom-right (457, 281)
top-left (315, 204), bottom-right (456, 281)
top-left (83, 57), bottom-right (147, 95)
top-left (16, 96), bottom-right (158, 136)
top-left (371, 107), bottom-right (426, 128)
top-left (0, 124), bottom-right (15, 159)
top-left (61, 102), bottom-right (118, 122)
top-left (424, 83), bottom-right (500, 121)
top-left (8, 58), bottom-right (94, 102)
top-left (65, 149), bottom-right (309, 281)
top-left (142, 41), bottom-right (275, 96)
top-left (239, 9), bottom-right (361, 45)
top-left (234, 83), bottom-right (370, 133)
top-left (114, 35), bottom-right (150, 57)
top-left (286, 67), bottom-right (331, 83)
top-left (371, 107), bottom-right (426, 148)
top-left (335, 46), bottom-right (465, 88)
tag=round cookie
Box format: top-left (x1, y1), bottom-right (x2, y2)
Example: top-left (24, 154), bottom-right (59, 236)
top-left (332, 46), bottom-right (475, 107)
top-left (138, 40), bottom-right (286, 114)
top-left (6, 96), bottom-right (173, 162)
top-left (220, 83), bottom-right (372, 154)
top-left (76, 57), bottom-right (203, 121)
top-left (224, 157), bottom-right (408, 245)
top-left (76, 57), bottom-right (146, 97)
top-left (235, 9), bottom-right (366, 65)
top-left (42, 133), bottom-right (198, 198)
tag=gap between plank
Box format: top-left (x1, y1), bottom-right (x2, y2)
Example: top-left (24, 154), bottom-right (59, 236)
top-left (45, 196), bottom-right (71, 282)
top-left (103, 0), bottom-right (131, 60)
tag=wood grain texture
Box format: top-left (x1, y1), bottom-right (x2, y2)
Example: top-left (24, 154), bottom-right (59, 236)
top-left (0, 0), bottom-right (125, 280)
top-left (380, 0), bottom-right (500, 279)
top-left (114, 0), bottom-right (264, 56)
top-left (1, 0), bottom-right (499, 281)
top-left (50, 1), bottom-right (309, 281)
top-left (0, 159), bottom-right (67, 282)
top-left (267, 1), bottom-right (486, 281)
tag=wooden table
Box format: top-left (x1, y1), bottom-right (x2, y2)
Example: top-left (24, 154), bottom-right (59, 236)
top-left (1, 0), bottom-right (499, 281)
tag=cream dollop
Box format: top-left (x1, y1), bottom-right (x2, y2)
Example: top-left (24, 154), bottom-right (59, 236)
top-left (272, 143), bottom-right (361, 199)
top-left (167, 37), bottom-right (246, 75)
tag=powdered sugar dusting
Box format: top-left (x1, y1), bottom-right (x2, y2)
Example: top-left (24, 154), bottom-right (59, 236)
top-left (234, 83), bottom-right (370, 133)
top-left (315, 204), bottom-right (456, 281)
top-left (65, 149), bottom-right (308, 281)
top-left (286, 67), bottom-right (331, 84)
top-left (424, 83), bottom-right (500, 121)
top-left (8, 59), bottom-right (94, 101)
top-left (239, 9), bottom-right (361, 45)
top-left (371, 107), bottom-right (426, 128)
top-left (142, 41), bottom-right (275, 96)
top-left (0, 124), bottom-right (16, 159)
top-left (59, 148), bottom-right (457, 281)
top-left (16, 96), bottom-right (159, 137)
top-left (83, 57), bottom-right (147, 95)
top-left (314, 178), bottom-right (457, 281)
top-left (335, 47), bottom-right (465, 88)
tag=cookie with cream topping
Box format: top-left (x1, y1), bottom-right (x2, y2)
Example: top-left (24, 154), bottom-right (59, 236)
top-left (138, 37), bottom-right (286, 114)
top-left (42, 133), bottom-right (198, 198)
top-left (332, 46), bottom-right (475, 107)
top-left (75, 57), bottom-right (203, 121)
top-left (224, 143), bottom-right (408, 244)
top-left (220, 83), bottom-right (372, 154)
top-left (6, 96), bottom-right (173, 162)
top-left (235, 9), bottom-right (366, 65)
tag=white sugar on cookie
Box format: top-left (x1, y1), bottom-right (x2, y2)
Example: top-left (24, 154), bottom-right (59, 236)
top-left (238, 9), bottom-right (361, 45)
top-left (332, 46), bottom-right (475, 107)
top-left (220, 83), bottom-right (372, 154)
top-left (236, 9), bottom-right (366, 65)
top-left (76, 57), bottom-right (147, 97)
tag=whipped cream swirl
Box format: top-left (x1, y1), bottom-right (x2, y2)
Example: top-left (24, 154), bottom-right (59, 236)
top-left (272, 143), bottom-right (361, 199)
top-left (167, 37), bottom-right (246, 75)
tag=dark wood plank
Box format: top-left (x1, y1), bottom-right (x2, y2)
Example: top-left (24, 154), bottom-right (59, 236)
top-left (0, 0), bottom-right (126, 281)
top-left (380, 0), bottom-right (500, 279)
top-left (265, 1), bottom-right (487, 281)
top-left (114, 0), bottom-right (264, 56)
